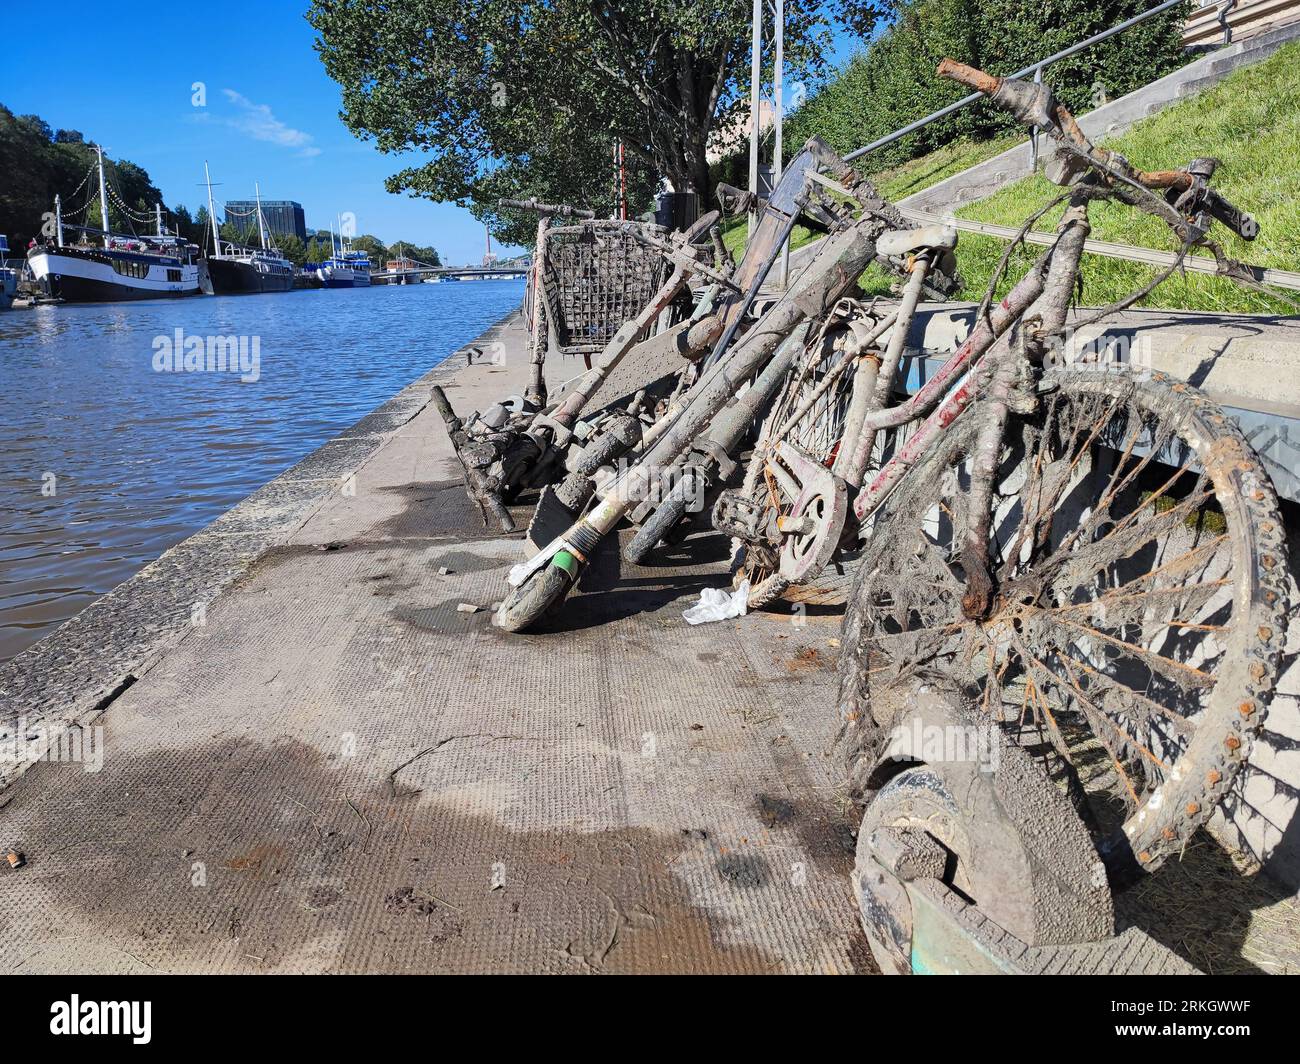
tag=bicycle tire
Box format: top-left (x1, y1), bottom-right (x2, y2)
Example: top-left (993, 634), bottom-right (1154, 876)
top-left (624, 490), bottom-right (691, 565)
top-left (835, 365), bottom-right (1289, 877)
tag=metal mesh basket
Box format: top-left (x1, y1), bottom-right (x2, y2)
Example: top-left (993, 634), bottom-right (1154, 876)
top-left (541, 220), bottom-right (670, 357)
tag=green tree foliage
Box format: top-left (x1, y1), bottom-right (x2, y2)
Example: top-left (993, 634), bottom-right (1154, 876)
top-left (786, 0), bottom-right (1189, 170)
top-left (307, 0), bottom-right (883, 246)
top-left (0, 102), bottom-right (189, 248)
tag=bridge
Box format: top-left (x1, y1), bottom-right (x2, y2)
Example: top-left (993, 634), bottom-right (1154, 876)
top-left (372, 260), bottom-right (531, 283)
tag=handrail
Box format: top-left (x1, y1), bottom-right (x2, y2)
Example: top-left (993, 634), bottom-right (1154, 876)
top-left (898, 206), bottom-right (1300, 292)
top-left (843, 0), bottom-right (1190, 163)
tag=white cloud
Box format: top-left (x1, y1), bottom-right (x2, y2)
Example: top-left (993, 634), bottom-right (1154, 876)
top-left (220, 89), bottom-right (321, 157)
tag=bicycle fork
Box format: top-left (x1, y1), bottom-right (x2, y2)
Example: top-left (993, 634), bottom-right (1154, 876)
top-left (960, 199), bottom-right (1091, 619)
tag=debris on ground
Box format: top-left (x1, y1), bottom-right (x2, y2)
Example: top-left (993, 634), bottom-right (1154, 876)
top-left (682, 581), bottom-right (749, 625)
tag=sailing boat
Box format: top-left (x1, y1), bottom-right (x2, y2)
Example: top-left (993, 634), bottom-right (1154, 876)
top-left (27, 145), bottom-right (200, 303)
top-left (199, 167), bottom-right (295, 295)
top-left (315, 216), bottom-right (372, 288)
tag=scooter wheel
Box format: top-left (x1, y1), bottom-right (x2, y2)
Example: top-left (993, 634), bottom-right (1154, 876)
top-left (496, 563), bottom-right (574, 633)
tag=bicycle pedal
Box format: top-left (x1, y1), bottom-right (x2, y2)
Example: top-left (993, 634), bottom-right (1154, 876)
top-left (712, 490), bottom-right (767, 543)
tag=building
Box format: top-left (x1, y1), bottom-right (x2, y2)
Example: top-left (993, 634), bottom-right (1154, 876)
top-left (223, 199), bottom-right (307, 242)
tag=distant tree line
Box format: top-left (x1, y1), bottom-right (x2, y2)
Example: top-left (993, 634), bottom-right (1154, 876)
top-left (0, 104), bottom-right (200, 251)
top-left (0, 102), bottom-right (443, 269)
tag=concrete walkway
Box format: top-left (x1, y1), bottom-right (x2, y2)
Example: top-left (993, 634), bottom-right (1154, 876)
top-left (1, 313), bottom-right (1296, 974)
top-left (0, 315), bottom-right (867, 974)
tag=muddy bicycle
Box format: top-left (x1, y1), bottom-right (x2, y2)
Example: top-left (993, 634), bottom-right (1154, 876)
top-left (714, 223), bottom-right (959, 607)
top-left (819, 60), bottom-right (1290, 940)
top-left (433, 209), bottom-right (736, 534)
top-left (495, 137), bottom-right (938, 630)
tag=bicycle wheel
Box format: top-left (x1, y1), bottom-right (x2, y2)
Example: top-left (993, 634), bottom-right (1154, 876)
top-left (836, 366), bottom-right (1289, 877)
top-left (728, 313), bottom-right (869, 608)
top-left (496, 563), bottom-right (574, 632)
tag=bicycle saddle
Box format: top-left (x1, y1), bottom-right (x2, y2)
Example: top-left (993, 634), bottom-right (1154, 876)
top-left (876, 224), bottom-right (958, 258)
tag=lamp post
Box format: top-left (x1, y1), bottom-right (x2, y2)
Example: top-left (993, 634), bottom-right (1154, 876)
top-left (747, 0), bottom-right (762, 240)
top-left (773, 0), bottom-right (787, 288)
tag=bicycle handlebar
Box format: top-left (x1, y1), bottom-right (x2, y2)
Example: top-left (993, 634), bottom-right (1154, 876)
top-left (936, 58), bottom-right (1257, 241)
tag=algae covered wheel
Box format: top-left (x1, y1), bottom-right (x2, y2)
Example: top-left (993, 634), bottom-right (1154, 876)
top-left (728, 307), bottom-right (893, 609)
top-left (623, 474), bottom-right (696, 565)
top-left (496, 556), bottom-right (575, 632)
top-left (836, 366), bottom-right (1290, 878)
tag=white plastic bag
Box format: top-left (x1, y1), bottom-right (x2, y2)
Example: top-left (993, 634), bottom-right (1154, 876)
top-left (682, 580), bottom-right (750, 625)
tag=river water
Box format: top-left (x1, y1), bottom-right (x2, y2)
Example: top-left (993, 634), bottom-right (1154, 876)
top-left (0, 279), bottom-right (525, 662)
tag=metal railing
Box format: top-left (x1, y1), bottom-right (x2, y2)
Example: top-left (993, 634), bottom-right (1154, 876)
top-left (844, 0), bottom-right (1191, 164)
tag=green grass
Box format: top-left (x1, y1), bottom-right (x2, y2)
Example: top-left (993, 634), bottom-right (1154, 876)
top-left (871, 133), bottom-right (1023, 201)
top-left (949, 42), bottom-right (1300, 314)
top-left (719, 212), bottom-right (819, 264)
top-left (731, 43), bottom-right (1300, 314)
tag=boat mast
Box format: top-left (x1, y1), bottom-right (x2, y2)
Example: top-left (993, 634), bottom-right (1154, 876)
top-left (94, 144), bottom-right (110, 248)
top-left (155, 202), bottom-right (163, 237)
top-left (204, 161), bottom-right (221, 256)
top-left (54, 194), bottom-right (64, 247)
top-left (255, 182), bottom-right (267, 251)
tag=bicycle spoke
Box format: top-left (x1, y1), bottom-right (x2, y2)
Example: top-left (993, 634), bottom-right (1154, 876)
top-left (843, 370), bottom-right (1287, 869)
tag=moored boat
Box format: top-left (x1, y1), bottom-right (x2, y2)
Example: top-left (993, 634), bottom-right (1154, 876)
top-left (26, 145), bottom-right (200, 303)
top-left (199, 167), bottom-right (295, 296)
top-left (317, 253), bottom-right (372, 287)
top-left (0, 235), bottom-right (16, 311)
top-left (314, 222), bottom-right (372, 288)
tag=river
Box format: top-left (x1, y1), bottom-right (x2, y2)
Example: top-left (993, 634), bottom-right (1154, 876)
top-left (0, 279), bottom-right (525, 662)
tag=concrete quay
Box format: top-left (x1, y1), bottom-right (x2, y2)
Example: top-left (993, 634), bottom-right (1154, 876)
top-left (0, 311), bottom-right (1296, 974)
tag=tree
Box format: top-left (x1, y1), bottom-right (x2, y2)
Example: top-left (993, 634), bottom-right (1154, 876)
top-left (307, 0), bottom-right (884, 245)
top-left (0, 105), bottom-right (207, 247)
top-left (276, 234), bottom-right (308, 266)
top-left (786, 0), bottom-right (1189, 169)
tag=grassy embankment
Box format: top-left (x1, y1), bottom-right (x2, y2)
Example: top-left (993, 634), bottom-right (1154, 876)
top-left (730, 42), bottom-right (1300, 314)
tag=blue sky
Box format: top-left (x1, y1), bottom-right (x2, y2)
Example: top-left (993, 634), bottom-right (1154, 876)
top-left (0, 1), bottom-right (864, 266)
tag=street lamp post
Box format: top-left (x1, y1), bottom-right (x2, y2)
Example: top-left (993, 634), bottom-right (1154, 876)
top-left (747, 0), bottom-right (762, 240)
top-left (773, 0), bottom-right (787, 288)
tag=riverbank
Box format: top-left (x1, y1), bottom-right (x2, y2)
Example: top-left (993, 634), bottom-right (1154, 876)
top-left (1, 312), bottom-right (1296, 974)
